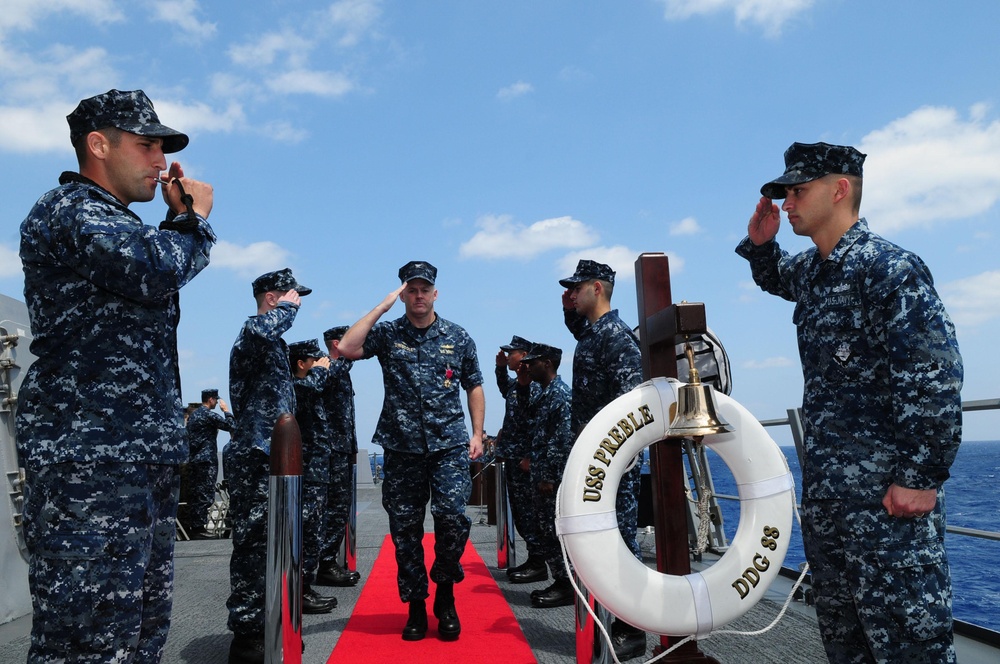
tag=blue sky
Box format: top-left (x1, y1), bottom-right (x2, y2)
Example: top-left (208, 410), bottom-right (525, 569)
top-left (2, 0), bottom-right (999, 450)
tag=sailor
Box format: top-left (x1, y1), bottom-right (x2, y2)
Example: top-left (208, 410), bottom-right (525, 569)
top-left (337, 260), bottom-right (485, 642)
top-left (287, 338), bottom-right (342, 612)
top-left (182, 388), bottom-right (235, 538)
top-left (518, 343), bottom-right (574, 608)
top-left (17, 88), bottom-right (215, 662)
top-left (315, 325), bottom-right (363, 587)
top-left (494, 335), bottom-right (546, 583)
top-left (560, 259), bottom-right (646, 659)
top-left (226, 268), bottom-right (329, 664)
top-left (737, 141), bottom-right (963, 664)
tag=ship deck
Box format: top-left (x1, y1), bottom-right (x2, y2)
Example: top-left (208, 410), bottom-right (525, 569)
top-left (0, 483), bottom-right (996, 664)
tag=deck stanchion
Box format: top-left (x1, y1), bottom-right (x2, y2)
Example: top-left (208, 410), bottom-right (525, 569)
top-left (575, 575), bottom-right (613, 664)
top-left (341, 456), bottom-right (358, 572)
top-left (266, 413), bottom-right (303, 664)
top-left (496, 459), bottom-right (515, 570)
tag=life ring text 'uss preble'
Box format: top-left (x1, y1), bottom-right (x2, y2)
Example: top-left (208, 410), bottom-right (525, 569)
top-left (555, 377), bottom-right (795, 638)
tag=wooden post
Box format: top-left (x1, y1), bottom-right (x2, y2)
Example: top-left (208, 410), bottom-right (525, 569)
top-left (634, 253), bottom-right (719, 663)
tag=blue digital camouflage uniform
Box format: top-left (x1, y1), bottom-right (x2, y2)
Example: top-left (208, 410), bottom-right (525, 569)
top-left (292, 363), bottom-right (333, 584)
top-left (564, 308), bottom-right (644, 559)
top-left (319, 358), bottom-right (358, 570)
top-left (17, 170), bottom-right (214, 662)
top-left (737, 218), bottom-right (963, 664)
top-left (524, 375), bottom-right (574, 581)
top-left (225, 302), bottom-right (299, 637)
top-left (495, 365), bottom-right (543, 561)
top-left (183, 405), bottom-right (234, 532)
top-left (361, 315), bottom-right (483, 602)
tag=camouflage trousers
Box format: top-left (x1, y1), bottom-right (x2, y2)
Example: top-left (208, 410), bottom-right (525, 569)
top-left (302, 479), bottom-right (328, 583)
top-left (179, 460), bottom-right (217, 532)
top-left (531, 483), bottom-right (567, 581)
top-left (381, 446), bottom-right (471, 603)
top-left (319, 452), bottom-right (353, 568)
top-left (22, 462), bottom-right (179, 663)
top-left (801, 497), bottom-right (955, 664)
top-left (504, 458), bottom-right (542, 559)
top-left (223, 445), bottom-right (269, 637)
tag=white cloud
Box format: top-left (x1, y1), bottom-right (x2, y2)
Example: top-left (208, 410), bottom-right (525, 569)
top-left (157, 98), bottom-right (245, 134)
top-left (860, 104), bottom-right (1000, 233)
top-left (149, 1), bottom-right (216, 41)
top-left (258, 120), bottom-right (309, 144)
top-left (459, 215), bottom-right (600, 259)
top-left (656, 0), bottom-right (814, 37)
top-left (497, 81), bottom-right (533, 101)
top-left (940, 270), bottom-right (1000, 328)
top-left (229, 30), bottom-right (309, 69)
top-left (670, 217), bottom-right (702, 236)
top-left (557, 247), bottom-right (683, 283)
top-left (268, 69), bottom-right (355, 97)
top-left (324, 0), bottom-right (383, 47)
top-left (0, 244), bottom-right (22, 278)
top-left (0, 100), bottom-right (77, 154)
top-left (0, 0), bottom-right (124, 35)
top-left (741, 356), bottom-right (795, 370)
top-left (209, 240), bottom-right (293, 278)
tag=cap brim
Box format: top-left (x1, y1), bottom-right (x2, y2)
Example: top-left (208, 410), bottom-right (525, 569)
top-left (294, 284), bottom-right (312, 296)
top-left (119, 122), bottom-right (189, 153)
top-left (760, 173), bottom-right (818, 200)
top-left (559, 276), bottom-right (585, 288)
top-left (402, 275), bottom-right (435, 285)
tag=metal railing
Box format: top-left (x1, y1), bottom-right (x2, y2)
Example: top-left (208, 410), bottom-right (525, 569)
top-left (742, 397), bottom-right (1000, 645)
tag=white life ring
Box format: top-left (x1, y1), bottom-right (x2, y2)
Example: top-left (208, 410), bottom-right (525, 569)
top-left (555, 377), bottom-right (795, 638)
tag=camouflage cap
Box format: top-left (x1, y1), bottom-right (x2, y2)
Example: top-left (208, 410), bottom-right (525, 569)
top-left (252, 268), bottom-right (312, 297)
top-left (201, 388), bottom-right (220, 401)
top-left (67, 89), bottom-right (189, 153)
top-left (559, 259), bottom-right (616, 288)
top-left (523, 343), bottom-right (562, 363)
top-left (499, 335), bottom-right (533, 352)
top-left (288, 339), bottom-right (325, 362)
top-left (398, 260), bottom-right (437, 285)
top-left (323, 325), bottom-right (350, 343)
top-left (761, 141), bottom-right (866, 199)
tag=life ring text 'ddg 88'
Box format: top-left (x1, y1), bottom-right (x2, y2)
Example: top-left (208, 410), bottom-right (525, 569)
top-left (555, 377), bottom-right (796, 638)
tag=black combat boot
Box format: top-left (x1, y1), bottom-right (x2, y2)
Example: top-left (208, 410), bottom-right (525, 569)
top-left (315, 563), bottom-right (360, 587)
top-left (530, 577), bottom-right (574, 608)
top-left (509, 556), bottom-right (548, 584)
top-left (402, 599), bottom-right (428, 641)
top-left (302, 584), bottom-right (337, 614)
top-left (433, 582), bottom-right (461, 641)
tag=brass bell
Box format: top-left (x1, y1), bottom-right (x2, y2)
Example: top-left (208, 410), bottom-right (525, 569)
top-left (666, 341), bottom-right (734, 438)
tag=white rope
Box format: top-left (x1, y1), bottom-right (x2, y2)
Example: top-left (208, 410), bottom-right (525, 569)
top-left (555, 473), bottom-right (812, 662)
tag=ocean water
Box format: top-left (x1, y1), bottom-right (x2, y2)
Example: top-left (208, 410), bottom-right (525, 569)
top-left (374, 441), bottom-right (1000, 632)
top-left (702, 439), bottom-right (1000, 633)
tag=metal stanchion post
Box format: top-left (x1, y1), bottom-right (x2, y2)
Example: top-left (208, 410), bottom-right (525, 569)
top-left (575, 574), bottom-right (613, 664)
top-left (340, 455), bottom-right (358, 572)
top-left (265, 414), bottom-right (303, 664)
top-left (496, 459), bottom-right (515, 570)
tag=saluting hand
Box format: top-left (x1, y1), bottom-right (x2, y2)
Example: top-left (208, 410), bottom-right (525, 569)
top-left (748, 196), bottom-right (779, 246)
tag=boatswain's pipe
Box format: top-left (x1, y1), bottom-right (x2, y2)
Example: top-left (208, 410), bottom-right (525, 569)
top-left (496, 458), bottom-right (515, 569)
top-left (266, 413), bottom-right (303, 664)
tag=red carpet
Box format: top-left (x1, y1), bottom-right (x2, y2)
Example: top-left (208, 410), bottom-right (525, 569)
top-left (328, 534), bottom-right (536, 663)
